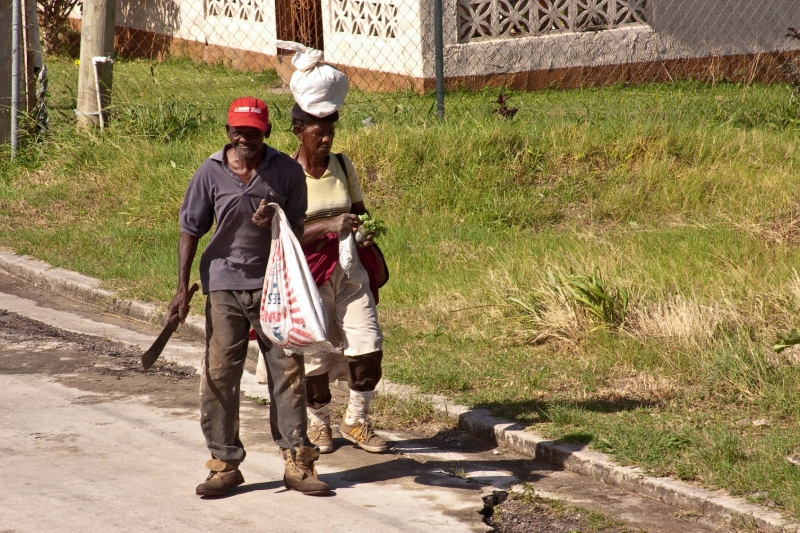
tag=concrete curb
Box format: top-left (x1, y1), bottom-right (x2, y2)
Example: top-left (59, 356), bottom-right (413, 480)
top-left (0, 248), bottom-right (796, 532)
top-left (0, 248), bottom-right (208, 342)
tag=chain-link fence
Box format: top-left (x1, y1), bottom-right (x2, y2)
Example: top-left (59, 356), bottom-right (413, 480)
top-left (19, 0), bottom-right (800, 132)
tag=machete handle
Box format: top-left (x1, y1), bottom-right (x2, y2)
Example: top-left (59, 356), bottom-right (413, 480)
top-left (167, 282), bottom-right (200, 329)
top-left (142, 283), bottom-right (201, 371)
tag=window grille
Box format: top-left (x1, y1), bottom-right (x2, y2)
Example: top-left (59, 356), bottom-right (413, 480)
top-left (333, 0), bottom-right (399, 39)
top-left (457, 0), bottom-right (648, 43)
top-left (206, 0), bottom-right (268, 22)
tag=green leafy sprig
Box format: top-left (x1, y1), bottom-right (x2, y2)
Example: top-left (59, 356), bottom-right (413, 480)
top-left (358, 213), bottom-right (388, 239)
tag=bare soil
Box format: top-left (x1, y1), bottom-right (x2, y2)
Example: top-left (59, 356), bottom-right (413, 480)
top-left (483, 490), bottom-right (644, 533)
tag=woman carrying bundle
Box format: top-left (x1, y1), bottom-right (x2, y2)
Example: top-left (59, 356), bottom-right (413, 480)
top-left (291, 102), bottom-right (388, 455)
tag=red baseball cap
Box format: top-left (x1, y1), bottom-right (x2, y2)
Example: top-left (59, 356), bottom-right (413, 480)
top-left (227, 96), bottom-right (269, 132)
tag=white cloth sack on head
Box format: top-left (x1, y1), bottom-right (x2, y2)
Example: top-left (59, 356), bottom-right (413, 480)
top-left (276, 40), bottom-right (349, 118)
top-left (260, 203), bottom-right (333, 353)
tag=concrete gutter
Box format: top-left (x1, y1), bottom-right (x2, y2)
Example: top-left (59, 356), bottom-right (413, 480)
top-left (0, 248), bottom-right (797, 532)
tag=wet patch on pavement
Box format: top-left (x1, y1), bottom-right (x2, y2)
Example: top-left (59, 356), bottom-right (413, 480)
top-left (0, 309), bottom-right (199, 410)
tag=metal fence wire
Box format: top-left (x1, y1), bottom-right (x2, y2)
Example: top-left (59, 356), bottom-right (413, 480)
top-left (35, 0), bottom-right (800, 126)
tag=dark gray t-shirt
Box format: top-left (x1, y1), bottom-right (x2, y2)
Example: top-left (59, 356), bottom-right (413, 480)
top-left (179, 145), bottom-right (307, 294)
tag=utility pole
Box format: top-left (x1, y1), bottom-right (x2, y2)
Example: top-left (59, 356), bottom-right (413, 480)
top-left (76, 0), bottom-right (116, 128)
top-left (0, 0), bottom-right (11, 144)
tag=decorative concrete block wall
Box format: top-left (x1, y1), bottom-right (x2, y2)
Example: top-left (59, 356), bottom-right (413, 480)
top-left (320, 0), bottom-right (426, 78)
top-left (440, 0), bottom-right (799, 79)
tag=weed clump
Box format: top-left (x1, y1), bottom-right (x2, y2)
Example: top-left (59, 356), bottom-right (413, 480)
top-left (113, 102), bottom-right (206, 143)
top-left (508, 267), bottom-right (628, 343)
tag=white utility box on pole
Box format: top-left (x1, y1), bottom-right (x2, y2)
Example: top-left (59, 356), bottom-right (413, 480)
top-left (76, 0), bottom-right (116, 128)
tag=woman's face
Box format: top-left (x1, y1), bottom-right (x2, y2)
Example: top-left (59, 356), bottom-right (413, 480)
top-left (299, 121), bottom-right (335, 159)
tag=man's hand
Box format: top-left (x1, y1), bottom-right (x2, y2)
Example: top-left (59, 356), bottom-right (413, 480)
top-left (329, 213), bottom-right (359, 236)
top-left (167, 285), bottom-right (191, 323)
top-left (252, 200), bottom-right (276, 228)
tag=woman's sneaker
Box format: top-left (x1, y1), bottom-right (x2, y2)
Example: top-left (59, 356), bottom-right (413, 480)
top-left (308, 424), bottom-right (334, 454)
top-left (339, 419), bottom-right (388, 453)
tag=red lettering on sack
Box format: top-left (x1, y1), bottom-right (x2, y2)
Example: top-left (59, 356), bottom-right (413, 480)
top-left (261, 310), bottom-right (288, 322)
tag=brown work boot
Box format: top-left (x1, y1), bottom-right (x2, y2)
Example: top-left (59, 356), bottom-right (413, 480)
top-left (339, 419), bottom-right (388, 453)
top-left (195, 458), bottom-right (244, 497)
top-left (283, 447), bottom-right (331, 496)
top-left (308, 424), bottom-right (334, 454)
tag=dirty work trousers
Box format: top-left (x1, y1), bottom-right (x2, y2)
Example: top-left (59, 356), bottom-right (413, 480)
top-left (200, 289), bottom-right (309, 465)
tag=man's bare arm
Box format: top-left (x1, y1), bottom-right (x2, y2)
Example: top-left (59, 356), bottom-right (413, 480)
top-left (167, 232), bottom-right (200, 322)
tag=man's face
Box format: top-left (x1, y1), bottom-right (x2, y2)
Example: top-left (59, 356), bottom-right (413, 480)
top-left (226, 125), bottom-right (266, 160)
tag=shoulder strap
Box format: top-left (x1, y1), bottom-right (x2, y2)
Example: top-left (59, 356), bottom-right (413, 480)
top-left (334, 153), bottom-right (349, 181)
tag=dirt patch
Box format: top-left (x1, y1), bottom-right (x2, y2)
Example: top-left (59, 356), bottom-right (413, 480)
top-left (483, 488), bottom-right (644, 533)
top-left (0, 309), bottom-right (199, 410)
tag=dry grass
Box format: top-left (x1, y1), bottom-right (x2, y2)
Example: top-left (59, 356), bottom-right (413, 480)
top-left (493, 264), bottom-right (800, 357)
top-left (595, 373), bottom-right (682, 404)
top-left (783, 269), bottom-right (800, 304)
top-left (629, 295), bottom-right (723, 349)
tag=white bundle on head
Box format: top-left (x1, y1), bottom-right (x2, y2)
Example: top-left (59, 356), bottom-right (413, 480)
top-left (276, 40), bottom-right (349, 118)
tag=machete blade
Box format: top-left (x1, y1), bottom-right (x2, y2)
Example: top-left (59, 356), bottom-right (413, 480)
top-left (141, 283), bottom-right (199, 370)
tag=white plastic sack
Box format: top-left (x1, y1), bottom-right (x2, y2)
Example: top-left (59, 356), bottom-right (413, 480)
top-left (338, 232), bottom-right (357, 277)
top-left (276, 40), bottom-right (349, 118)
top-left (260, 204), bottom-right (332, 352)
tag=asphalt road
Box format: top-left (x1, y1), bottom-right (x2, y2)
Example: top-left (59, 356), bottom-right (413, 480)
top-left (0, 272), bottom-right (736, 533)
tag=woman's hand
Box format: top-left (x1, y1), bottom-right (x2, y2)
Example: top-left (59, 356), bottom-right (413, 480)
top-left (356, 232), bottom-right (375, 247)
top-left (328, 213), bottom-right (359, 236)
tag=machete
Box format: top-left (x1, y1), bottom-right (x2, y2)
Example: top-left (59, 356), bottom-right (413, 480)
top-left (141, 283), bottom-right (199, 370)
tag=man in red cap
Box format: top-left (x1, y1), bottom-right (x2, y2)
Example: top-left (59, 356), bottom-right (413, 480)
top-left (168, 96), bottom-right (330, 497)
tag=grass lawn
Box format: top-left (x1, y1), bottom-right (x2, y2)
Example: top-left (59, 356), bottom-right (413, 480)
top-left (3, 56), bottom-right (800, 518)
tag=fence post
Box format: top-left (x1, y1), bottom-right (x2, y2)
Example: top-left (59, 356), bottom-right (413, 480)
top-left (0, 0), bottom-right (11, 144)
top-left (433, 0), bottom-right (445, 120)
top-left (10, 0), bottom-right (21, 158)
top-left (76, 0), bottom-right (116, 128)
top-left (23, 0), bottom-right (43, 118)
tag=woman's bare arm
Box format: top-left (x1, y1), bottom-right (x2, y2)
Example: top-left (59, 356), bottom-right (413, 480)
top-left (299, 213), bottom-right (359, 245)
